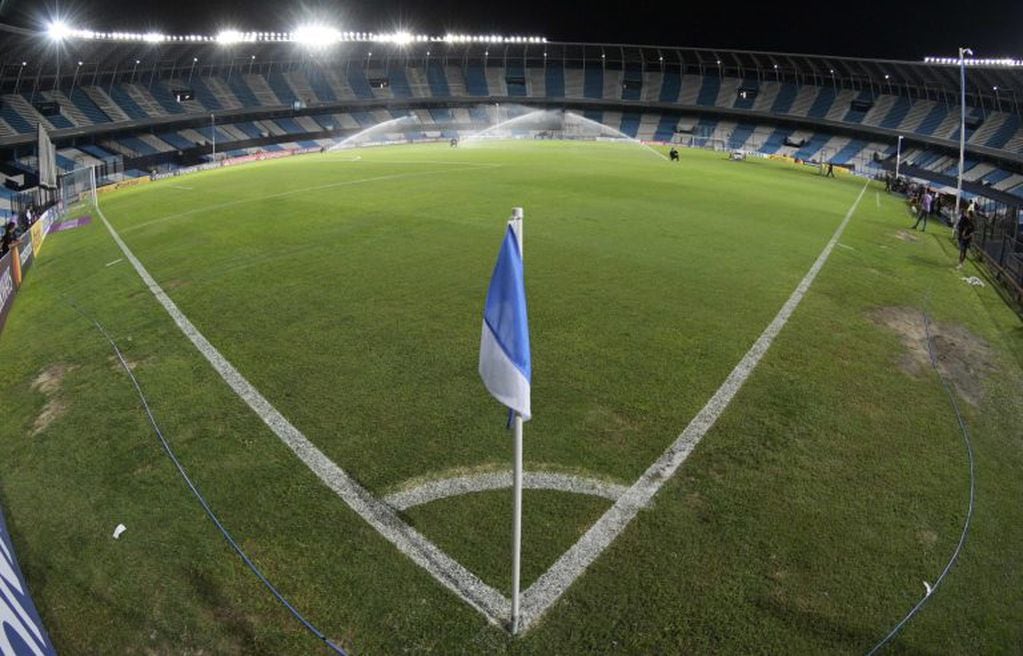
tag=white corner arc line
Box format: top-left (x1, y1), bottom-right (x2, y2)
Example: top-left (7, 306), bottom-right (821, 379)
top-left (95, 206), bottom-right (511, 627)
top-left (385, 471), bottom-right (631, 511)
top-left (516, 180), bottom-right (870, 631)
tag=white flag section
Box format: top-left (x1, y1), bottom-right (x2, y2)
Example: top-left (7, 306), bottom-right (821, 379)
top-left (479, 216), bottom-right (531, 420)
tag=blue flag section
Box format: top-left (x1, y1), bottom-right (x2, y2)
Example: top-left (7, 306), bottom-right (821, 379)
top-left (0, 507), bottom-right (57, 656)
top-left (479, 224), bottom-right (532, 421)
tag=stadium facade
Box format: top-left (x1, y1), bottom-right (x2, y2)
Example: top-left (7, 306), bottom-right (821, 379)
top-left (1, 22), bottom-right (1022, 218)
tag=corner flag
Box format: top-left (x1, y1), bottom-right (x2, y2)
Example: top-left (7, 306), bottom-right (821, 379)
top-left (479, 219), bottom-right (531, 421)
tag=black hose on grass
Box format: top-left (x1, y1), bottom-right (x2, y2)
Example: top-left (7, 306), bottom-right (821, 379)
top-left (865, 307), bottom-right (976, 655)
top-left (68, 298), bottom-right (349, 656)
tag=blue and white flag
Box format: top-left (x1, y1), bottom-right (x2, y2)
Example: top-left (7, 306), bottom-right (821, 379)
top-left (479, 224), bottom-right (531, 421)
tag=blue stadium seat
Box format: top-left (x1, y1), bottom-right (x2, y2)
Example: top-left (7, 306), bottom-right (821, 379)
top-left (345, 68), bottom-right (376, 100)
top-left (653, 114), bottom-right (680, 142)
top-left (842, 89), bottom-right (874, 123)
top-left (306, 68), bottom-right (337, 103)
top-left (465, 64), bottom-right (488, 96)
top-left (621, 65), bottom-right (642, 101)
top-left (0, 100), bottom-right (35, 133)
top-left (794, 133), bottom-right (830, 159)
top-left (917, 104), bottom-right (948, 135)
top-left (659, 71), bottom-right (681, 102)
top-left (832, 139), bottom-right (868, 164)
top-left (727, 123), bottom-right (756, 149)
top-left (189, 77), bottom-right (223, 111)
top-left (266, 73), bottom-right (298, 105)
top-left (985, 115), bottom-right (1020, 149)
top-left (759, 127), bottom-right (794, 154)
top-left (274, 118), bottom-right (305, 134)
top-left (429, 108), bottom-right (454, 123)
top-left (233, 122), bottom-right (264, 139)
top-left (696, 76), bottom-right (720, 107)
top-left (505, 62), bottom-right (527, 97)
top-left (25, 94), bottom-right (73, 128)
top-left (80, 144), bottom-right (115, 159)
top-left (426, 62), bottom-right (451, 97)
top-left (69, 89), bottom-right (111, 123)
top-left (619, 112), bottom-right (641, 137)
top-left (388, 67), bottom-right (413, 98)
top-left (118, 136), bottom-right (161, 156)
top-left (158, 132), bottom-right (197, 150)
top-left (807, 87), bottom-right (836, 119)
top-left (771, 83), bottom-right (798, 114)
top-left (583, 66), bottom-right (603, 99)
top-left (880, 96), bottom-right (912, 129)
top-left (544, 65), bottom-right (565, 98)
top-left (733, 78), bottom-right (758, 110)
top-left (108, 85), bottom-right (149, 120)
top-left (226, 75), bottom-right (261, 108)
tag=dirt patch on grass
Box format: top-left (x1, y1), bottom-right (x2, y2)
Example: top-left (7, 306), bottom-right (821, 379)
top-left (30, 363), bottom-right (77, 435)
top-left (916, 528), bottom-right (939, 549)
top-left (895, 229), bottom-right (919, 242)
top-left (869, 306), bottom-right (997, 406)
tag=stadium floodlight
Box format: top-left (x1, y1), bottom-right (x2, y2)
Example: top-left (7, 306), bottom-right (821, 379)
top-left (293, 24), bottom-right (342, 47)
top-left (142, 32), bottom-right (166, 43)
top-left (217, 29), bottom-right (243, 44)
top-left (47, 20), bottom-right (72, 41)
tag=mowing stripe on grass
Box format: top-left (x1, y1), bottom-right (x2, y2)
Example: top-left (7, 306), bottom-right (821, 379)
top-left (516, 179), bottom-right (871, 632)
top-left (95, 204), bottom-right (513, 628)
top-left (384, 471), bottom-right (630, 511)
top-left (121, 164), bottom-right (502, 234)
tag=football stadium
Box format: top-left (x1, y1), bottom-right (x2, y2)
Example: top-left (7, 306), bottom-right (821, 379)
top-left (0, 4), bottom-right (1021, 654)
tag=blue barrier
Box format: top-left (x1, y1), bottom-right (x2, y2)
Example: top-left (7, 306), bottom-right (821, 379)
top-left (1, 506), bottom-right (57, 655)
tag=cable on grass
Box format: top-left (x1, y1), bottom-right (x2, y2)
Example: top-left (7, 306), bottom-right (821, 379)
top-left (865, 305), bottom-right (976, 655)
top-left (67, 298), bottom-right (349, 656)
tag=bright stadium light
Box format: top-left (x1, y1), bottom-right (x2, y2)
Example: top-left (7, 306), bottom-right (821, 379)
top-left (293, 24), bottom-right (342, 47)
top-left (142, 32), bottom-right (166, 43)
top-left (47, 20), bottom-right (71, 41)
top-left (217, 29), bottom-right (243, 44)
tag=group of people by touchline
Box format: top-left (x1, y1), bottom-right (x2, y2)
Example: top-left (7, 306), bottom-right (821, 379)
top-left (907, 182), bottom-right (977, 270)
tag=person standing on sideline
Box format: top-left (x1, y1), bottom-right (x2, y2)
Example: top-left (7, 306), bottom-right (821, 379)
top-left (913, 189), bottom-right (933, 231)
top-left (956, 209), bottom-right (976, 270)
top-left (826, 162), bottom-right (835, 177)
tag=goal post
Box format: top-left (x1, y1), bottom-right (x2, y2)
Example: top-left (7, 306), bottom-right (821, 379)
top-left (57, 165), bottom-right (99, 213)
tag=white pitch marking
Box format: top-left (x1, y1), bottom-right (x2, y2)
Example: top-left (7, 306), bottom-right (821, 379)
top-left (171, 185), bottom-right (194, 191)
top-left (105, 258), bottom-right (123, 267)
top-left (96, 175), bottom-right (870, 635)
top-left (121, 165), bottom-right (502, 234)
top-left (515, 180), bottom-right (870, 632)
top-left (876, 191), bottom-right (880, 208)
top-left (95, 205), bottom-right (511, 628)
top-left (385, 471), bottom-right (630, 511)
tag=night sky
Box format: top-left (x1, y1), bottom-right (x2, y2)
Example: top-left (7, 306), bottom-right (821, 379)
top-left (2, 0), bottom-right (1021, 61)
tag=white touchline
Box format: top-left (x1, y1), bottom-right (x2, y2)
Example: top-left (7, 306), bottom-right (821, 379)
top-left (516, 179), bottom-right (870, 631)
top-left (95, 175), bottom-right (868, 636)
top-left (95, 205), bottom-right (512, 629)
top-left (876, 191), bottom-right (881, 208)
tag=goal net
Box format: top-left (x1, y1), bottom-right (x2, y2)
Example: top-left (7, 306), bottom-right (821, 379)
top-left (58, 166), bottom-right (98, 214)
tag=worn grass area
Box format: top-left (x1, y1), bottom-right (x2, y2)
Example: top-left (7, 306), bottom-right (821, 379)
top-left (0, 143), bottom-right (1019, 654)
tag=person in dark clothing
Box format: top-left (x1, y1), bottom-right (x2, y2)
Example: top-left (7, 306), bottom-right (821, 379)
top-left (1, 222), bottom-right (18, 258)
top-left (669, 147), bottom-right (679, 162)
top-left (884, 173), bottom-right (892, 192)
top-left (956, 211), bottom-right (976, 270)
top-left (825, 162), bottom-right (835, 177)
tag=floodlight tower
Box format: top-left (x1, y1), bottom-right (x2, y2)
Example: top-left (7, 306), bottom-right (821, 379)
top-left (955, 47), bottom-right (973, 220)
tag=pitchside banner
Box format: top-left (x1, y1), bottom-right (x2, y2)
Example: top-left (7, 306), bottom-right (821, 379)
top-left (0, 506), bottom-right (57, 655)
top-left (0, 251), bottom-right (15, 334)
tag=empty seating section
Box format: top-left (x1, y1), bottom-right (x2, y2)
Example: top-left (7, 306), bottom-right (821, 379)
top-left (619, 112), bottom-right (641, 138)
top-left (545, 65), bottom-right (565, 98)
top-left (733, 78), bottom-right (758, 110)
top-left (842, 89), bottom-right (874, 123)
top-left (770, 83), bottom-right (798, 114)
top-left (159, 131), bottom-right (197, 150)
top-left (622, 66), bottom-right (642, 101)
top-left (806, 87), bottom-right (836, 119)
top-left (917, 104), bottom-right (948, 135)
top-left (388, 67), bottom-right (413, 98)
top-left (795, 133), bottom-right (831, 159)
top-left (69, 89), bottom-right (111, 123)
top-left (107, 85), bottom-right (149, 120)
top-left (505, 62), bottom-right (527, 98)
top-left (146, 83), bottom-right (187, 114)
top-left (880, 96), bottom-right (911, 129)
top-left (759, 127), bottom-right (794, 154)
top-left (0, 99), bottom-right (34, 133)
top-left (583, 66), bottom-right (603, 99)
top-left (344, 67), bottom-right (375, 99)
top-left (465, 64), bottom-right (488, 96)
top-left (728, 123), bottom-right (756, 149)
top-left (984, 114), bottom-right (1019, 149)
top-left (832, 139), bottom-right (868, 164)
top-left (659, 71), bottom-right (681, 102)
top-left (653, 114), bottom-right (680, 141)
top-left (306, 68), bottom-right (338, 103)
top-left (426, 62), bottom-right (451, 97)
top-left (189, 77), bottom-right (224, 111)
top-left (266, 73), bottom-right (298, 105)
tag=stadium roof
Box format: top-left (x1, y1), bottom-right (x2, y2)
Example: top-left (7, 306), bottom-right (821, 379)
top-left (1, 22), bottom-right (1022, 113)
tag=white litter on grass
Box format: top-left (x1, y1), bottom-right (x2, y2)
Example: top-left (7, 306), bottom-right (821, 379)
top-left (961, 276), bottom-right (985, 287)
top-left (105, 258), bottom-right (123, 267)
top-left (923, 581), bottom-right (933, 596)
top-left (112, 523), bottom-right (127, 539)
top-left (837, 242), bottom-right (855, 251)
top-left (170, 186), bottom-right (194, 191)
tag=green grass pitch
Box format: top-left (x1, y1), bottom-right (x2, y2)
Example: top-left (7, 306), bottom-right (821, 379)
top-left (0, 141), bottom-right (1020, 654)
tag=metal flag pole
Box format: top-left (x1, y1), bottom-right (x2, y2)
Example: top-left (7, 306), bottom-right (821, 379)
top-left (895, 135), bottom-right (903, 179)
top-left (955, 47), bottom-right (972, 220)
top-left (211, 113), bottom-right (216, 161)
top-left (508, 206), bottom-right (524, 634)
